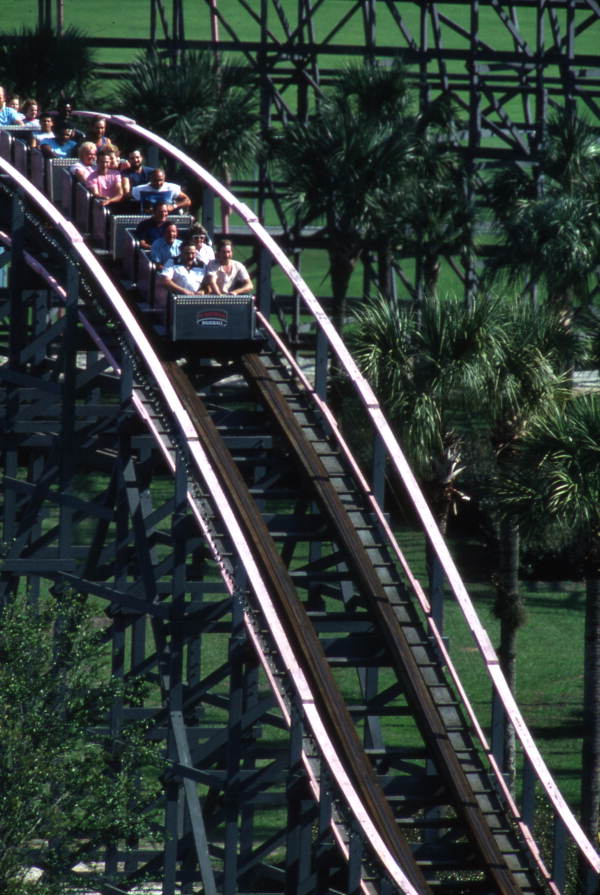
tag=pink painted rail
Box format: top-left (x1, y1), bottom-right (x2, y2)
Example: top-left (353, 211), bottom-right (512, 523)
top-left (0, 153), bottom-right (425, 895)
top-left (67, 110), bottom-right (600, 887)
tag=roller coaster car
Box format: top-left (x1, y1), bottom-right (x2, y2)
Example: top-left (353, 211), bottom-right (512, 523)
top-left (169, 292), bottom-right (258, 344)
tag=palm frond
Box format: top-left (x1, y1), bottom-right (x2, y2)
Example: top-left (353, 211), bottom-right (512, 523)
top-left (117, 49), bottom-right (259, 177)
top-left (329, 57), bottom-right (414, 124)
top-left (498, 394), bottom-right (600, 537)
top-left (544, 106), bottom-right (600, 194)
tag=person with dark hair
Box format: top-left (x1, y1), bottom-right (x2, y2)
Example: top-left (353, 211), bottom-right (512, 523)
top-left (132, 168), bottom-right (191, 214)
top-left (86, 116), bottom-right (112, 149)
top-left (52, 99), bottom-right (73, 123)
top-left (121, 149), bottom-right (154, 190)
top-left (159, 242), bottom-right (207, 295)
top-left (86, 146), bottom-right (124, 206)
top-left (204, 239), bottom-right (253, 295)
top-left (134, 202), bottom-right (171, 250)
top-left (34, 112), bottom-right (55, 146)
top-left (150, 223), bottom-right (182, 270)
top-left (41, 120), bottom-right (79, 158)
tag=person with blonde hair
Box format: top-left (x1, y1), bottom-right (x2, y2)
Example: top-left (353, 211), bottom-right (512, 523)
top-left (70, 142), bottom-right (97, 185)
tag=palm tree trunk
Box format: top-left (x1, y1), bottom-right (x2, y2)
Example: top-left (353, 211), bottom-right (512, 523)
top-left (423, 253), bottom-right (440, 299)
top-left (580, 573), bottom-right (600, 842)
top-left (328, 246), bottom-right (357, 334)
top-left (495, 516), bottom-right (523, 792)
top-left (426, 494), bottom-right (451, 642)
top-left (376, 243), bottom-right (395, 300)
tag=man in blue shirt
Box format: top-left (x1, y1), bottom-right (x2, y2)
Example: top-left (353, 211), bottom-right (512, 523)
top-left (121, 149), bottom-right (154, 190)
top-left (0, 86), bottom-right (22, 126)
top-left (149, 223), bottom-right (183, 270)
top-left (40, 121), bottom-right (79, 158)
top-left (134, 202), bottom-right (170, 250)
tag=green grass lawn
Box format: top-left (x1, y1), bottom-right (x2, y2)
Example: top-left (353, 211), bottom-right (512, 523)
top-left (2, 1), bottom-right (598, 73)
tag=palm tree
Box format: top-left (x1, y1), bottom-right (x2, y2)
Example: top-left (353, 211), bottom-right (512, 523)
top-left (0, 25), bottom-right (97, 111)
top-left (483, 300), bottom-right (581, 787)
top-left (542, 106), bottom-right (600, 196)
top-left (349, 291), bottom-right (504, 623)
top-left (488, 194), bottom-right (600, 311)
top-left (377, 94), bottom-right (473, 302)
top-left (386, 140), bottom-right (472, 301)
top-left (117, 49), bottom-right (261, 220)
top-left (270, 59), bottom-right (416, 331)
top-left (498, 393), bottom-right (600, 845)
top-left (486, 106), bottom-right (600, 313)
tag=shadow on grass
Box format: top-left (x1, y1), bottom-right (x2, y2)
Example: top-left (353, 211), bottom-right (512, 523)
top-left (530, 713), bottom-right (582, 742)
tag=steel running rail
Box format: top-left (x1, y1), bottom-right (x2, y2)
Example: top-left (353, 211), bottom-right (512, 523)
top-left (0, 153), bottom-right (425, 895)
top-left (70, 109), bottom-right (600, 885)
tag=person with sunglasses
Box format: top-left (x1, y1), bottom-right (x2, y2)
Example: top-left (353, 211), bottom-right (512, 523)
top-left (189, 222), bottom-right (215, 265)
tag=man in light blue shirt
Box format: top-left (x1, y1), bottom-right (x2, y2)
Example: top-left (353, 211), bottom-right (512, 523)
top-left (41, 121), bottom-right (79, 158)
top-left (0, 86), bottom-right (21, 126)
top-left (149, 223), bottom-right (182, 270)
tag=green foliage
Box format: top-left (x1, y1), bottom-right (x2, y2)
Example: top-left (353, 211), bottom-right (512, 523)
top-left (271, 58), bottom-right (415, 238)
top-left (484, 299), bottom-right (580, 451)
top-left (117, 49), bottom-right (261, 179)
top-left (498, 394), bottom-right (600, 554)
top-left (348, 292), bottom-right (504, 517)
top-left (0, 590), bottom-right (162, 894)
top-left (329, 57), bottom-right (414, 122)
top-left (269, 58), bottom-right (417, 316)
top-left (485, 106), bottom-right (600, 309)
top-left (270, 59), bottom-right (470, 312)
top-left (543, 106), bottom-right (600, 196)
top-left (0, 25), bottom-right (97, 112)
top-left (272, 98), bottom-right (412, 243)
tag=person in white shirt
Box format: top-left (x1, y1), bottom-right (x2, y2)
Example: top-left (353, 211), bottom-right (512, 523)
top-left (33, 112), bottom-right (55, 146)
top-left (190, 223), bottom-right (215, 266)
top-left (132, 168), bottom-right (191, 214)
top-left (159, 243), bottom-right (207, 295)
top-left (204, 239), bottom-right (253, 295)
